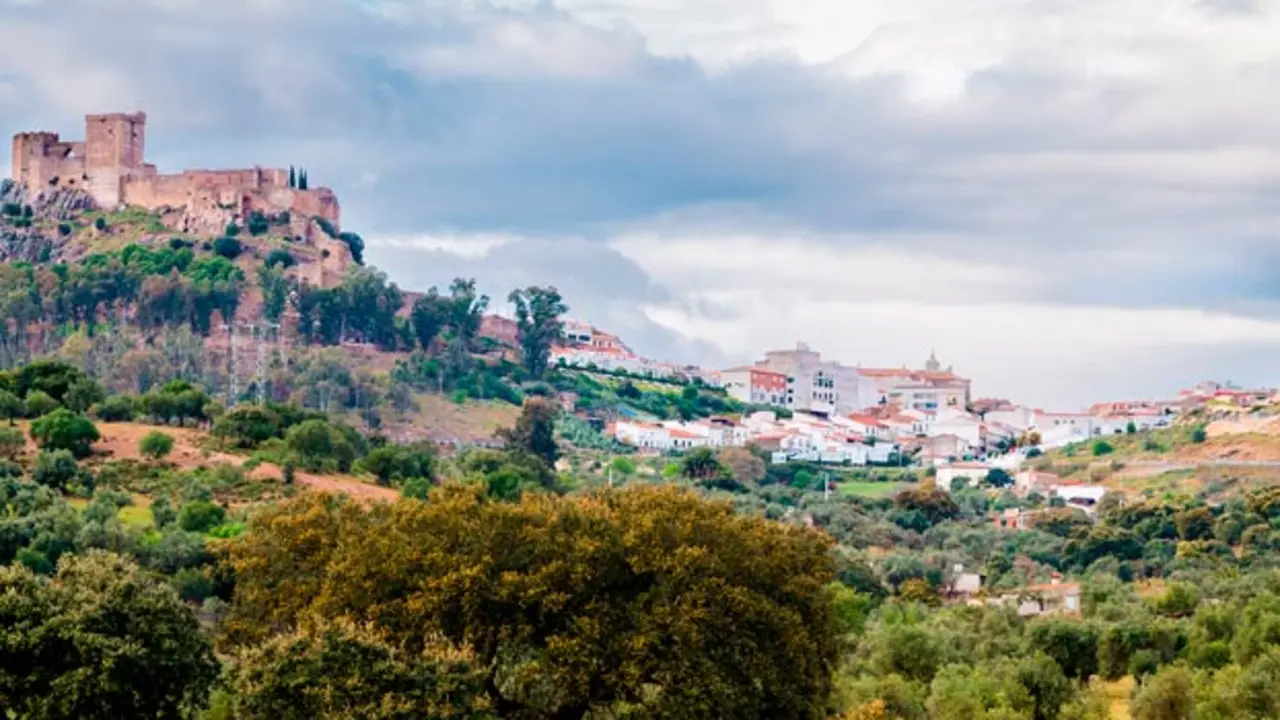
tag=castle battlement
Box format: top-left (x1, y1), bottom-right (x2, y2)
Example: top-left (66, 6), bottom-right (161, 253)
top-left (10, 112), bottom-right (340, 236)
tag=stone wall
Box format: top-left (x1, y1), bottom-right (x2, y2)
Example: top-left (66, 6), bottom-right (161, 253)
top-left (12, 112), bottom-right (343, 244)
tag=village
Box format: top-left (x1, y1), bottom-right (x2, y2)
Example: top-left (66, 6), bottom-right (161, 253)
top-left (542, 319), bottom-right (1277, 598)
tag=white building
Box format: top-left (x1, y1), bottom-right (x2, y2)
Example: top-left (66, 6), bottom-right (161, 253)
top-left (936, 462), bottom-right (993, 490)
top-left (753, 343), bottom-right (879, 416)
top-left (720, 366), bottom-right (789, 407)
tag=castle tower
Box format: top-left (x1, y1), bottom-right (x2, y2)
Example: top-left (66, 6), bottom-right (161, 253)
top-left (925, 350), bottom-right (941, 373)
top-left (83, 112), bottom-right (146, 208)
top-left (11, 132), bottom-right (54, 188)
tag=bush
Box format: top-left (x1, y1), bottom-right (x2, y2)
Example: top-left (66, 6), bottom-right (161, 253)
top-left (178, 500), bottom-right (227, 533)
top-left (93, 216), bottom-right (108, 231)
top-left (32, 449), bottom-right (89, 493)
top-left (264, 248), bottom-right (295, 268)
top-left (0, 426), bottom-right (24, 460)
top-left (246, 211), bottom-right (270, 236)
top-left (140, 431), bottom-right (176, 461)
top-left (1092, 440), bottom-right (1114, 457)
top-left (1190, 426), bottom-right (1208, 444)
top-left (213, 235), bottom-right (243, 260)
top-left (172, 568), bottom-right (215, 602)
top-left (29, 408), bottom-right (100, 458)
top-left (93, 395), bottom-right (138, 422)
top-left (24, 390), bottom-right (59, 418)
top-left (286, 419), bottom-right (357, 473)
top-left (150, 496), bottom-right (177, 529)
top-left (212, 405), bottom-right (281, 449)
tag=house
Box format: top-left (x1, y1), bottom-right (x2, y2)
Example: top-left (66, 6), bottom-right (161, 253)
top-left (1054, 484), bottom-right (1107, 514)
top-left (992, 575), bottom-right (1082, 617)
top-left (752, 342), bottom-right (880, 415)
top-left (846, 413), bottom-right (891, 441)
top-left (946, 564), bottom-right (983, 600)
top-left (858, 351), bottom-right (972, 410)
top-left (936, 462), bottom-right (992, 491)
top-left (720, 367), bottom-right (789, 407)
top-left (984, 406), bottom-right (1037, 432)
top-left (612, 421), bottom-right (672, 452)
top-left (1014, 469), bottom-right (1062, 497)
top-left (919, 433), bottom-right (972, 464)
top-left (992, 508), bottom-right (1033, 530)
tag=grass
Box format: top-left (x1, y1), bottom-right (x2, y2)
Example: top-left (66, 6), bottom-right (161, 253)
top-left (66, 497), bottom-right (154, 528)
top-left (1101, 676), bottom-right (1134, 719)
top-left (837, 481), bottom-right (906, 499)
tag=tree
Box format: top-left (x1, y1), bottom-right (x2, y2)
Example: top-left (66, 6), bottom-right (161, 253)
top-left (894, 483), bottom-right (960, 528)
top-left (63, 378), bottom-right (106, 414)
top-left (150, 496), bottom-right (177, 529)
top-left (508, 285), bottom-right (568, 379)
top-left (1130, 665), bottom-right (1194, 720)
top-left (31, 449), bottom-right (88, 493)
top-left (92, 395), bottom-right (137, 422)
top-left (286, 419), bottom-right (357, 473)
top-left (0, 389), bottom-right (21, 425)
top-left (358, 442), bottom-right (436, 488)
top-left (498, 397), bottom-right (560, 468)
top-left (212, 405), bottom-right (282, 449)
top-left (1026, 617), bottom-right (1099, 681)
top-left (213, 235), bottom-right (243, 260)
top-left (410, 289), bottom-right (450, 352)
top-left (0, 552), bottom-right (218, 718)
top-left (1174, 507), bottom-right (1214, 541)
top-left (0, 427), bottom-right (23, 460)
top-left (29, 409), bottom-right (99, 458)
top-left (178, 500), bottom-right (227, 533)
top-left (1126, 421), bottom-right (1138, 434)
top-left (139, 431), bottom-right (175, 461)
top-left (231, 619), bottom-right (487, 720)
top-left (24, 390), bottom-right (59, 418)
top-left (446, 278), bottom-right (488, 349)
top-left (719, 447), bottom-right (766, 486)
top-left (986, 468), bottom-right (1014, 488)
top-left (223, 485), bottom-right (839, 720)
top-left (680, 446), bottom-right (724, 481)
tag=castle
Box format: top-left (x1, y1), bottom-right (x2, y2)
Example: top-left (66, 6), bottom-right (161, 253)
top-left (10, 112), bottom-right (341, 236)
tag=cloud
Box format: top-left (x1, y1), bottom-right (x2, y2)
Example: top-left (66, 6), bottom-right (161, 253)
top-left (3, 0), bottom-right (1280, 406)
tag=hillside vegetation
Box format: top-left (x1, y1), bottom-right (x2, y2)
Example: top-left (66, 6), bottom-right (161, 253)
top-left (13, 192), bottom-right (1280, 719)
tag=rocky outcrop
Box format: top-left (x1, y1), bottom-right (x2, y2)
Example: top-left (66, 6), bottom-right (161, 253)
top-left (0, 179), bottom-right (97, 220)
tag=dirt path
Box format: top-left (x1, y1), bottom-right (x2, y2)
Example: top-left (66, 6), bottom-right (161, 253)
top-left (91, 422), bottom-right (399, 502)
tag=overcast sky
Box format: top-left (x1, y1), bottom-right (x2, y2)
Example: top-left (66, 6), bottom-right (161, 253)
top-left (3, 0), bottom-right (1280, 408)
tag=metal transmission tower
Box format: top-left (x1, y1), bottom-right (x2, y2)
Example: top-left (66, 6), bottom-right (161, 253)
top-left (222, 322), bottom-right (238, 406)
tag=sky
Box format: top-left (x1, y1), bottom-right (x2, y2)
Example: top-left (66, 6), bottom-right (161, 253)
top-left (3, 0), bottom-right (1280, 408)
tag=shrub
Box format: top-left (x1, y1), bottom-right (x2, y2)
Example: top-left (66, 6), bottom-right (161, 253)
top-left (150, 496), bottom-right (177, 529)
top-left (1092, 440), bottom-right (1114, 457)
top-left (93, 395), bottom-right (138, 422)
top-left (246, 211), bottom-right (270, 236)
top-left (29, 408), bottom-right (100, 458)
top-left (140, 431), bottom-right (176, 461)
top-left (264, 248), bottom-right (295, 268)
top-left (173, 567), bottom-right (214, 603)
top-left (93, 216), bottom-right (108, 231)
top-left (32, 449), bottom-right (87, 492)
top-left (213, 236), bottom-right (243, 260)
top-left (286, 419), bottom-right (357, 473)
top-left (178, 500), bottom-right (227, 533)
top-left (212, 405), bottom-right (282, 449)
top-left (24, 390), bottom-right (59, 418)
top-left (1190, 426), bottom-right (1208, 444)
top-left (0, 427), bottom-right (24, 460)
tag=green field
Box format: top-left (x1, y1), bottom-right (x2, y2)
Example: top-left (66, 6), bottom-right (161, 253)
top-left (837, 481), bottom-right (906, 499)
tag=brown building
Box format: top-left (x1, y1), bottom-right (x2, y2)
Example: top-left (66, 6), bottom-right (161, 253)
top-left (11, 112), bottom-right (340, 237)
